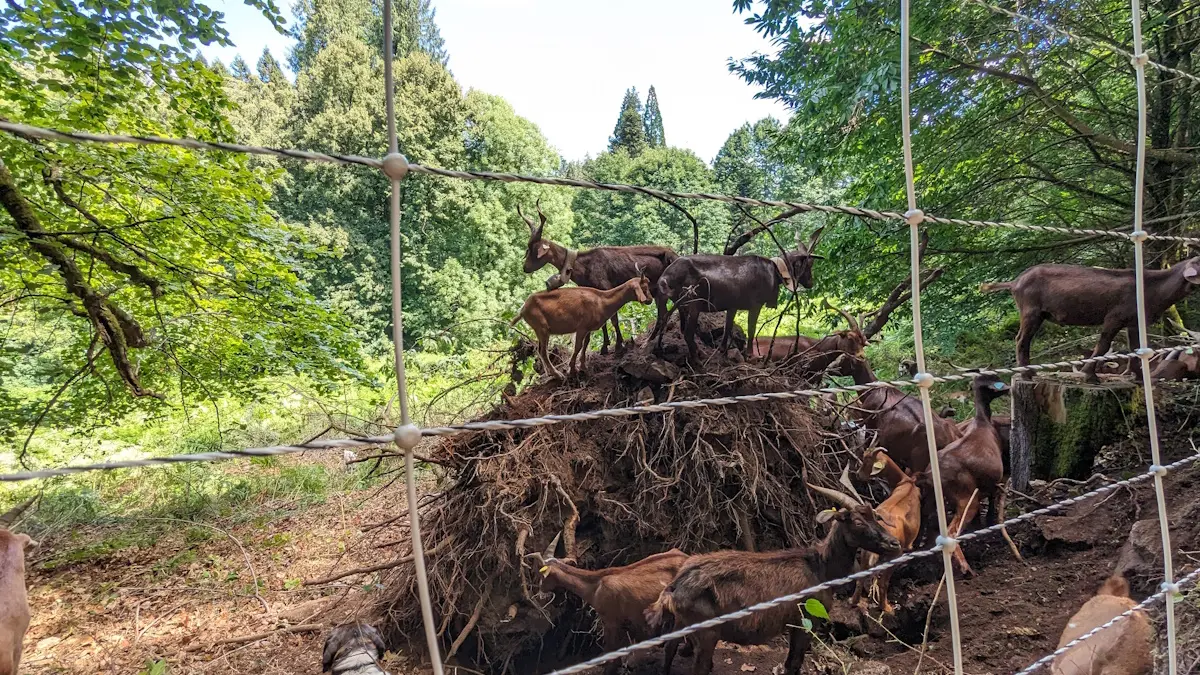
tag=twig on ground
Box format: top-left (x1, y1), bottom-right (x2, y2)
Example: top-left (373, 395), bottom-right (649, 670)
top-left (303, 542), bottom-right (443, 586)
top-left (182, 623), bottom-right (322, 652)
top-left (137, 517), bottom-right (269, 614)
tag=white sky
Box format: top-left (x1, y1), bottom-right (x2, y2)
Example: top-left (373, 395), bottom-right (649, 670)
top-left (201, 0), bottom-right (791, 162)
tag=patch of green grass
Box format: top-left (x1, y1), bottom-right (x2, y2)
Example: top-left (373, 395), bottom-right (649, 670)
top-left (42, 530), bottom-right (159, 570)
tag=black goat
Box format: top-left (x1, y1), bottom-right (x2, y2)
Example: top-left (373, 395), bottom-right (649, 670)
top-left (653, 228), bottom-right (824, 364)
top-left (519, 201), bottom-right (677, 354)
top-left (982, 257), bottom-right (1200, 380)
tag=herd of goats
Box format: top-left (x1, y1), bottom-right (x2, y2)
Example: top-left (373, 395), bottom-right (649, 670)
top-left (4, 204), bottom-right (1198, 674)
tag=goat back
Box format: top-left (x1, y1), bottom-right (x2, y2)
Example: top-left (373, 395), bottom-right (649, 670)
top-left (1052, 592), bottom-right (1151, 675)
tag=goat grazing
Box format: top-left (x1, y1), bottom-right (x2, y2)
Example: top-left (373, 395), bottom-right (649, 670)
top-left (654, 227), bottom-right (825, 364)
top-left (1152, 347), bottom-right (1200, 380)
top-left (832, 355), bottom-right (961, 474)
top-left (531, 542), bottom-right (689, 675)
top-left (322, 623), bottom-right (390, 675)
top-left (923, 374), bottom-right (1017, 577)
top-left (851, 448), bottom-right (921, 614)
top-left (1051, 575), bottom-right (1151, 675)
top-left (645, 484), bottom-right (899, 675)
top-left (982, 257), bottom-right (1200, 380)
top-left (519, 201), bottom-right (677, 355)
top-left (512, 276), bottom-right (652, 379)
top-left (0, 499), bottom-right (36, 675)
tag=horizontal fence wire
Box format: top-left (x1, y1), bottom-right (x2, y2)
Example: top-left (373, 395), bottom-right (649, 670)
top-left (1014, 565), bottom-right (1200, 675)
top-left (543, 451), bottom-right (1200, 675)
top-left (969, 0), bottom-right (1200, 87)
top-left (4, 120), bottom-right (1200, 245)
top-left (0, 345), bottom-right (1191, 482)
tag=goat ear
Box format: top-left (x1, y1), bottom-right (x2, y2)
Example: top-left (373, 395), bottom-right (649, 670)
top-left (815, 508), bottom-right (839, 524)
top-left (321, 633), bottom-right (340, 672)
top-left (1184, 260), bottom-right (1200, 284)
top-left (539, 565), bottom-right (551, 577)
top-left (538, 242), bottom-right (551, 258)
top-left (367, 626), bottom-right (388, 656)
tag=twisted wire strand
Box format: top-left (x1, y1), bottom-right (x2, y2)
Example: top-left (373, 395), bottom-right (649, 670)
top-left (1, 344), bottom-right (1190, 482)
top-left (4, 121), bottom-right (1199, 245)
top-left (1013, 565), bottom-right (1200, 675)
top-left (968, 0), bottom-right (1200, 87)
top-left (544, 452), bottom-right (1200, 675)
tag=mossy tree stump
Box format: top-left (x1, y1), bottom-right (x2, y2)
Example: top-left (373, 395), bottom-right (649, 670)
top-left (1010, 378), bottom-right (1136, 489)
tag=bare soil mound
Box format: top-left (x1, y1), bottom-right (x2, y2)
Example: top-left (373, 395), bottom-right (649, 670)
top-left (375, 314), bottom-right (848, 671)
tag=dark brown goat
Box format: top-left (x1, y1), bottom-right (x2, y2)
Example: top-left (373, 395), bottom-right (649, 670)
top-left (851, 448), bottom-right (921, 614)
top-left (645, 485), bottom-right (899, 675)
top-left (923, 374), bottom-right (1015, 577)
top-left (654, 228), bottom-right (824, 364)
top-left (1151, 347), bottom-right (1200, 380)
top-left (833, 355), bottom-right (961, 474)
top-left (533, 547), bottom-right (690, 675)
top-left (512, 276), bottom-right (652, 379)
top-left (982, 258), bottom-right (1200, 380)
top-left (519, 201), bottom-right (677, 355)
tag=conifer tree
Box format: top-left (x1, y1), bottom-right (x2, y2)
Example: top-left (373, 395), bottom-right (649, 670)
top-left (609, 87), bottom-right (647, 156)
top-left (643, 85), bottom-right (665, 147)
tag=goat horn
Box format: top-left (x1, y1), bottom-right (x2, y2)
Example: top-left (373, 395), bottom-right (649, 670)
top-left (838, 465), bottom-right (865, 504)
top-left (535, 198), bottom-right (548, 228)
top-left (517, 204), bottom-right (537, 236)
top-left (806, 482), bottom-right (859, 511)
top-left (823, 299), bottom-right (861, 333)
top-left (542, 531), bottom-right (561, 559)
top-left (0, 496), bottom-right (35, 528)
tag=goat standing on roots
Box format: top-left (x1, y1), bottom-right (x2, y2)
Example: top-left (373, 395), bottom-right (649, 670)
top-left (653, 227), bottom-right (825, 365)
top-left (529, 537), bottom-right (689, 675)
top-left (645, 484), bottom-right (899, 675)
top-left (981, 257), bottom-right (1200, 381)
top-left (919, 374), bottom-right (1021, 577)
top-left (511, 275), bottom-right (652, 380)
top-left (518, 200), bottom-right (677, 355)
top-left (851, 448), bottom-right (920, 614)
top-left (1051, 575), bottom-right (1152, 675)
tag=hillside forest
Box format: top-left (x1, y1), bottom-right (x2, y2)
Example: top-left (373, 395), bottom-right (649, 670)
top-left (1, 0), bottom-right (1199, 552)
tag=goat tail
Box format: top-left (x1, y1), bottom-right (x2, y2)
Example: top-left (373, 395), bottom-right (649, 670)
top-left (1097, 574), bottom-right (1131, 598)
top-left (644, 590), bottom-right (676, 632)
top-left (979, 281), bottom-right (1014, 294)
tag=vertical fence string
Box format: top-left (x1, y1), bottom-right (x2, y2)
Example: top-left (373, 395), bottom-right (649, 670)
top-left (1127, 2), bottom-right (1179, 672)
top-left (899, 0), bottom-right (966, 673)
top-left (382, 0), bottom-right (445, 672)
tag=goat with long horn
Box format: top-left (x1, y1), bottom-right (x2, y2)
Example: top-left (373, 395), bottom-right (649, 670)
top-left (517, 200), bottom-right (677, 355)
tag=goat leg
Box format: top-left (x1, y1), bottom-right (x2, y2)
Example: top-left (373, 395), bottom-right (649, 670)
top-left (600, 618), bottom-right (624, 675)
top-left (600, 321), bottom-right (611, 356)
top-left (610, 312), bottom-right (624, 353)
top-left (1015, 311), bottom-right (1043, 379)
top-left (1082, 322), bottom-right (1121, 383)
top-left (691, 631), bottom-right (718, 675)
top-left (994, 484), bottom-right (1026, 565)
top-left (783, 625), bottom-right (812, 675)
top-left (745, 305), bottom-right (761, 357)
top-left (536, 331), bottom-right (564, 381)
top-left (721, 310), bottom-right (735, 354)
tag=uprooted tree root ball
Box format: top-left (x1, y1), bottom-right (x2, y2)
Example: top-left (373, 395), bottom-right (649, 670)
top-left (373, 315), bottom-right (856, 671)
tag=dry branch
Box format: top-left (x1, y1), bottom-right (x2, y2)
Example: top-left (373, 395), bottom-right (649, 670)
top-left (182, 623), bottom-right (322, 652)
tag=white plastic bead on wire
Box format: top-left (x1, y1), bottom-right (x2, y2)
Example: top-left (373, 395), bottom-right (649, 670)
top-left (1127, 2), bottom-right (1179, 671)
top-left (899, 0), bottom-right (965, 672)
top-left (380, 1), bottom-right (443, 673)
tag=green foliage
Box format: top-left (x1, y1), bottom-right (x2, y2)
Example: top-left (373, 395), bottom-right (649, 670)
top-left (609, 87), bottom-right (648, 157)
top-left (643, 85), bottom-right (666, 148)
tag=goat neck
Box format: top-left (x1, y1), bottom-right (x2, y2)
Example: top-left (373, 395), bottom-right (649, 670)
top-left (846, 357), bottom-right (878, 386)
top-left (971, 379), bottom-right (1007, 426)
top-left (872, 452), bottom-right (910, 490)
top-left (807, 517), bottom-right (864, 582)
top-left (541, 560), bottom-right (607, 605)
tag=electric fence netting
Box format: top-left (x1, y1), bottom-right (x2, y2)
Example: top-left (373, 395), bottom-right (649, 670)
top-left (0, 0), bottom-right (1198, 673)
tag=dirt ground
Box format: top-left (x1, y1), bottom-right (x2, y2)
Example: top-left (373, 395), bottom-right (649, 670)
top-left (18, 435), bottom-right (1200, 674)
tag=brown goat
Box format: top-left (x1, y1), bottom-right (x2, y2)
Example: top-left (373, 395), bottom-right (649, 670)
top-left (1051, 575), bottom-right (1152, 675)
top-left (833, 355), bottom-right (961, 474)
top-left (512, 276), bottom-right (652, 379)
top-left (645, 485), bottom-right (900, 675)
top-left (851, 448), bottom-right (921, 614)
top-left (519, 201), bottom-right (677, 355)
top-left (982, 258), bottom-right (1200, 380)
top-left (534, 548), bottom-right (690, 675)
top-left (753, 304), bottom-right (867, 372)
top-left (0, 499), bottom-right (35, 675)
top-left (923, 374), bottom-right (1013, 577)
top-left (1152, 347), bottom-right (1200, 380)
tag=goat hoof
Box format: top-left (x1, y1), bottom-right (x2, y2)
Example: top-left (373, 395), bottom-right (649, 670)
top-left (600, 347), bottom-right (609, 356)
